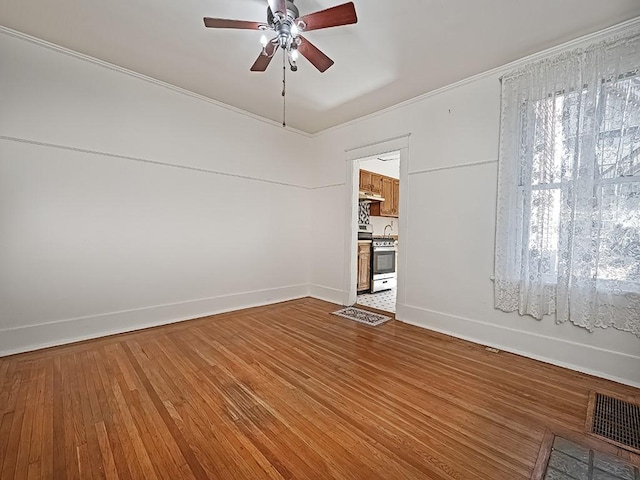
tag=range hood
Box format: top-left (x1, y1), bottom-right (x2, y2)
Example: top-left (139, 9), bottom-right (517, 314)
top-left (359, 191), bottom-right (385, 202)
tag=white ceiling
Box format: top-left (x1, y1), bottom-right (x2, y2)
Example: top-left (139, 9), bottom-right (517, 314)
top-left (2, 1), bottom-right (640, 133)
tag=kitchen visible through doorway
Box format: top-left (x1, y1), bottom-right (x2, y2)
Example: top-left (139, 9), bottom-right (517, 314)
top-left (355, 152), bottom-right (400, 314)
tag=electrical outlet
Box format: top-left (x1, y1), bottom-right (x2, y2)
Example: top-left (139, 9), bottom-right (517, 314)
top-left (391, 220), bottom-right (394, 228)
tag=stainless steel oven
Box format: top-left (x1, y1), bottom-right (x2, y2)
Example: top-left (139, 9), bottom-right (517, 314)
top-left (371, 237), bottom-right (396, 293)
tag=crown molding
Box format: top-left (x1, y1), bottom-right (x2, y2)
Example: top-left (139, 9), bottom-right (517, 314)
top-left (0, 26), bottom-right (313, 138)
top-left (3, 15), bottom-right (640, 139)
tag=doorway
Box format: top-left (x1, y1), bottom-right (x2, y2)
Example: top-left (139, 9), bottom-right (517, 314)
top-left (342, 135), bottom-right (409, 315)
top-left (355, 153), bottom-right (400, 313)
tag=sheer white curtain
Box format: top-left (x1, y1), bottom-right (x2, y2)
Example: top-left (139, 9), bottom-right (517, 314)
top-left (495, 32), bottom-right (640, 336)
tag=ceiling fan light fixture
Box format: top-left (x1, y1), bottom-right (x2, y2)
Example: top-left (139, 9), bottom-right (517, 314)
top-left (204, 1), bottom-right (357, 73)
top-left (204, 0), bottom-right (358, 125)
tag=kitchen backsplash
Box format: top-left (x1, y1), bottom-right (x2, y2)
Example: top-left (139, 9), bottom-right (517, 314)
top-left (358, 201), bottom-right (370, 224)
top-left (370, 216), bottom-right (395, 236)
top-left (359, 201), bottom-right (396, 236)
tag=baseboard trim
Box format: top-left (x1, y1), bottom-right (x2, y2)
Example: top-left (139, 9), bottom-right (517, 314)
top-left (308, 284), bottom-right (347, 306)
top-left (0, 284), bottom-right (309, 357)
top-left (6, 289), bottom-right (636, 389)
top-left (395, 303), bottom-right (640, 389)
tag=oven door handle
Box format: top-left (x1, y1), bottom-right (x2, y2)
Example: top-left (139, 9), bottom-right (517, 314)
top-left (373, 247), bottom-right (396, 252)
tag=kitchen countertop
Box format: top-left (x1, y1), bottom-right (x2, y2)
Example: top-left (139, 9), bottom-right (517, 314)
top-left (358, 240), bottom-right (372, 244)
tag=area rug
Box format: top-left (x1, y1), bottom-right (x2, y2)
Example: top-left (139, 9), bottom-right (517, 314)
top-left (331, 307), bottom-right (391, 326)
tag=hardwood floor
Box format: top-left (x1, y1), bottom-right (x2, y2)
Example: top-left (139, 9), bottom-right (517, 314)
top-left (1, 297), bottom-right (639, 479)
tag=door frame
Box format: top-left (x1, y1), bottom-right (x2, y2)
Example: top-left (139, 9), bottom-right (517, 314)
top-left (342, 134), bottom-right (411, 307)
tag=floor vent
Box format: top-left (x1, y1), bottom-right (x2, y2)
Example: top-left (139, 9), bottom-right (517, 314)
top-left (586, 392), bottom-right (640, 453)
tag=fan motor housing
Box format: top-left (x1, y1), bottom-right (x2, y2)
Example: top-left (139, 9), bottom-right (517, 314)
top-left (267, 0), bottom-right (300, 25)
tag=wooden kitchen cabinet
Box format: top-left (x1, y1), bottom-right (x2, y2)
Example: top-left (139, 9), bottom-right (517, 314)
top-left (380, 177), bottom-right (394, 216)
top-left (359, 169), bottom-right (382, 196)
top-left (392, 179), bottom-right (400, 216)
top-left (357, 243), bottom-right (371, 293)
top-left (370, 173), bottom-right (382, 195)
top-left (359, 170), bottom-right (371, 193)
top-left (370, 177), bottom-right (399, 218)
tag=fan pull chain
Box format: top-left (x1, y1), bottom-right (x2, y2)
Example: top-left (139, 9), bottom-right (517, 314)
top-left (282, 49), bottom-right (286, 128)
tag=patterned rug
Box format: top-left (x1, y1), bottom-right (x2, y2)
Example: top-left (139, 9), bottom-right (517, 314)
top-left (331, 307), bottom-right (391, 326)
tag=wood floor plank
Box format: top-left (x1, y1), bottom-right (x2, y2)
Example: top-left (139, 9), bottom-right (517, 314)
top-left (0, 361), bottom-right (12, 415)
top-left (60, 355), bottom-right (81, 480)
top-left (52, 357), bottom-right (66, 480)
top-left (1, 361), bottom-right (32, 480)
top-left (119, 343), bottom-right (209, 480)
top-left (27, 361), bottom-right (46, 469)
top-left (26, 460), bottom-right (40, 480)
top-left (73, 353), bottom-right (104, 480)
top-left (0, 412), bottom-right (15, 477)
top-left (103, 353), bottom-right (158, 480)
top-left (1, 298), bottom-right (639, 480)
top-left (13, 362), bottom-right (38, 480)
top-left (0, 362), bottom-right (20, 422)
top-left (90, 348), bottom-right (137, 480)
top-left (94, 421), bottom-right (120, 480)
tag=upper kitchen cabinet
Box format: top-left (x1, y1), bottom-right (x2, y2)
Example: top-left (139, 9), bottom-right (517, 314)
top-left (359, 169), bottom-right (382, 196)
top-left (379, 177), bottom-right (394, 216)
top-left (370, 177), bottom-right (399, 218)
top-left (392, 179), bottom-right (399, 216)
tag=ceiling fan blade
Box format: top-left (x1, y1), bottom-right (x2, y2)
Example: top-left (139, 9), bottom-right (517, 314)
top-left (203, 18), bottom-right (267, 30)
top-left (296, 2), bottom-right (357, 32)
top-left (297, 36), bottom-right (334, 73)
top-left (250, 42), bottom-right (279, 72)
top-left (267, 0), bottom-right (287, 15)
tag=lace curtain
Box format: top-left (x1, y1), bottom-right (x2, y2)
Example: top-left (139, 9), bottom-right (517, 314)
top-left (495, 32), bottom-right (640, 337)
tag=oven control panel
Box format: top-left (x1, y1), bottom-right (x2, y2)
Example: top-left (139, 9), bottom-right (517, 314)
top-left (372, 237), bottom-right (395, 248)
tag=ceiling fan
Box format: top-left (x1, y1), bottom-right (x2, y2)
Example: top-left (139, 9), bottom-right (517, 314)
top-left (203, 0), bottom-right (358, 73)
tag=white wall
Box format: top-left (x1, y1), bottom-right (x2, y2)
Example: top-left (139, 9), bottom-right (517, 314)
top-left (2, 25), bottom-right (639, 389)
top-left (0, 30), bottom-right (311, 355)
top-left (308, 65), bottom-right (640, 388)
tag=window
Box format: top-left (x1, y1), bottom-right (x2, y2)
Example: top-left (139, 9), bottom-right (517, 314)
top-left (494, 33), bottom-right (640, 336)
top-left (523, 75), bottom-right (640, 285)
